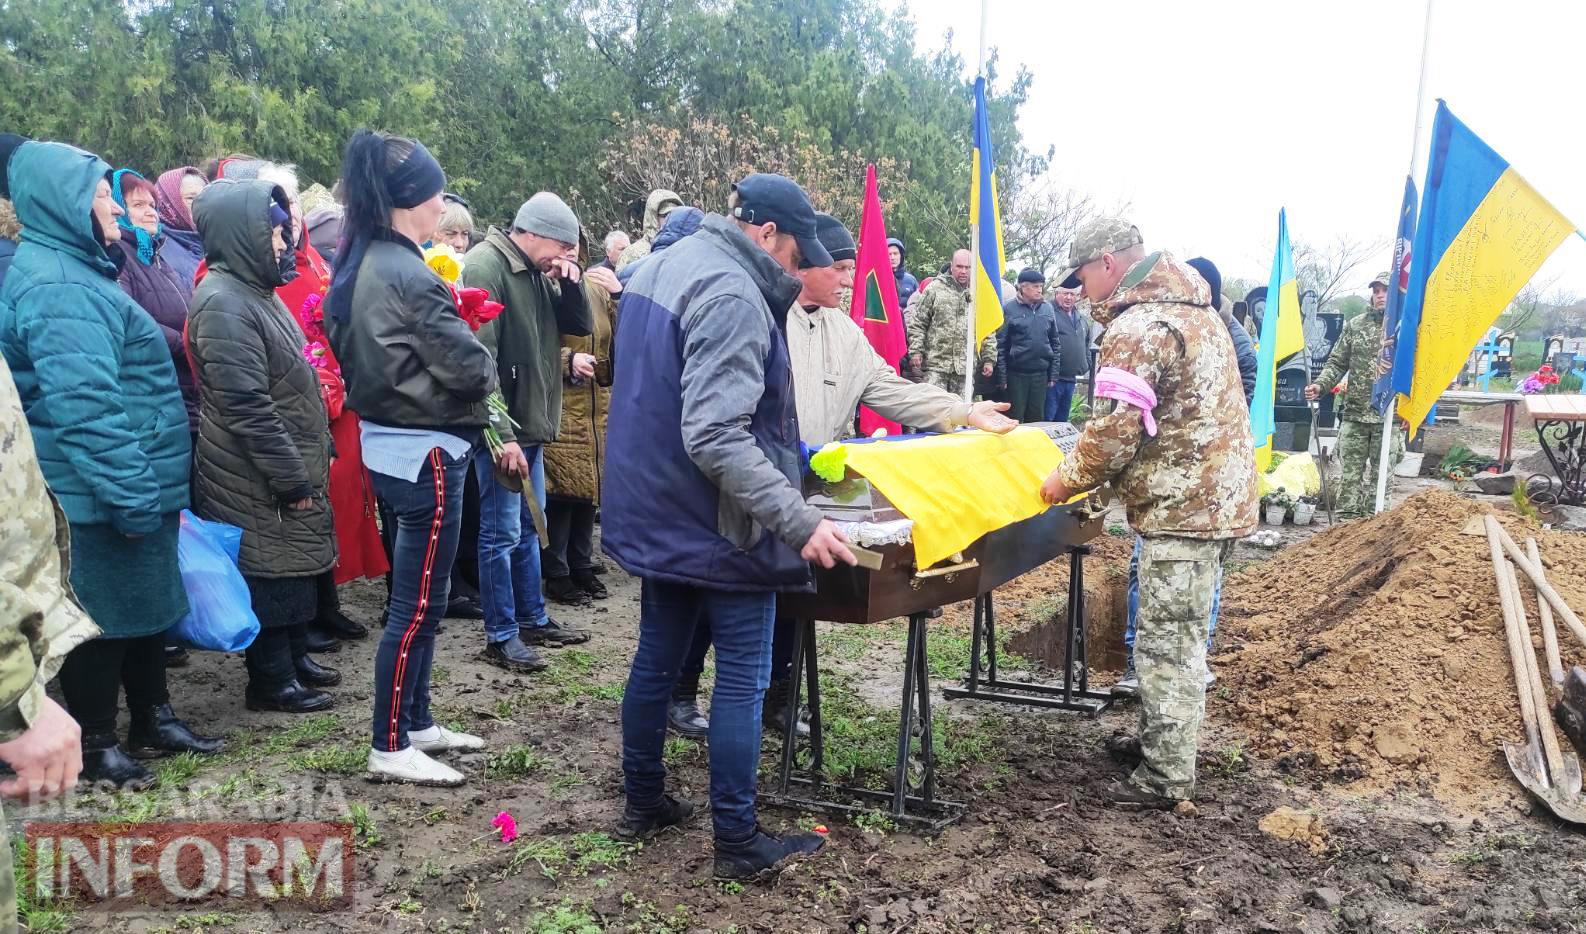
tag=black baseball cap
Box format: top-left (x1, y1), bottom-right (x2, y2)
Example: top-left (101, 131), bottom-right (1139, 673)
top-left (731, 173), bottom-right (833, 268)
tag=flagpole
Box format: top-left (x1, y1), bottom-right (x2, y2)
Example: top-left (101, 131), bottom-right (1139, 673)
top-left (964, 0), bottom-right (989, 402)
top-left (1373, 0), bottom-right (1435, 515)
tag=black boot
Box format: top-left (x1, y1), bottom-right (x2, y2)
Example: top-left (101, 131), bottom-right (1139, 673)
top-left (713, 825), bottom-right (825, 880)
top-left (303, 628), bottom-right (341, 654)
top-left (81, 735), bottom-right (155, 791)
top-left (164, 644), bottom-right (190, 668)
top-left (762, 679), bottom-right (810, 739)
top-left (667, 699), bottom-right (709, 740)
top-left (246, 680), bottom-right (335, 714)
top-left (544, 575), bottom-right (592, 606)
top-left (294, 655), bottom-right (342, 687)
top-left (315, 609), bottom-right (368, 641)
top-left (126, 704), bottom-right (224, 758)
top-left (573, 570), bottom-right (608, 601)
top-left (617, 793), bottom-right (696, 841)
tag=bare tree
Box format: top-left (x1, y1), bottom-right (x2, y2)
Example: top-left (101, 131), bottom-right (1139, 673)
top-left (1001, 178), bottom-right (1114, 279)
top-left (1291, 234), bottom-right (1387, 312)
top-left (1500, 275), bottom-right (1565, 336)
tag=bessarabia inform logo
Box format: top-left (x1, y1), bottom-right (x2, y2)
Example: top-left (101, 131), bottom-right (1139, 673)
top-left (23, 822), bottom-right (353, 909)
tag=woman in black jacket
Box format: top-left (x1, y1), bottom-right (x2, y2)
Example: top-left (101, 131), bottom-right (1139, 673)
top-left (188, 179), bottom-right (339, 714)
top-left (323, 130), bottom-right (498, 787)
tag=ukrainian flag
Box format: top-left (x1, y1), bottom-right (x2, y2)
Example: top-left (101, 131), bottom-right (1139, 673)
top-left (1250, 208), bottom-right (1306, 472)
top-left (1393, 100), bottom-right (1576, 436)
top-left (970, 76), bottom-right (1005, 347)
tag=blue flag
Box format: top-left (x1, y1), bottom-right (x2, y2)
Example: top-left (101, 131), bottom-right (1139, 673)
top-left (1372, 175), bottom-right (1417, 414)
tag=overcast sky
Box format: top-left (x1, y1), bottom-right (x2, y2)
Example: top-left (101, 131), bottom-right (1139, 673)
top-left (896, 0), bottom-right (1586, 298)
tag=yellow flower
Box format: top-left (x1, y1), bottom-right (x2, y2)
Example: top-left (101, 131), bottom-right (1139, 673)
top-left (424, 244), bottom-right (461, 284)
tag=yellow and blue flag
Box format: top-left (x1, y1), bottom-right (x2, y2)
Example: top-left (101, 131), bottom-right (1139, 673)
top-left (1250, 208), bottom-right (1306, 472)
top-left (970, 76), bottom-right (1005, 347)
top-left (1393, 100), bottom-right (1576, 436)
top-left (1371, 176), bottom-right (1417, 414)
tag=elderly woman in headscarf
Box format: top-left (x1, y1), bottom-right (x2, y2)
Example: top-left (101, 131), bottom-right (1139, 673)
top-left (0, 138), bottom-right (220, 790)
top-left (614, 188), bottom-right (681, 271)
top-left (258, 163), bottom-right (387, 646)
top-left (111, 170), bottom-right (201, 439)
top-left (187, 177), bottom-right (339, 715)
top-left (153, 167), bottom-right (207, 286)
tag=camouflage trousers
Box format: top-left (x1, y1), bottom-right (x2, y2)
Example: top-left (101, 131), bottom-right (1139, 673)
top-left (1132, 535), bottom-right (1232, 800)
top-left (920, 370), bottom-right (968, 396)
top-left (1333, 419), bottom-right (1403, 519)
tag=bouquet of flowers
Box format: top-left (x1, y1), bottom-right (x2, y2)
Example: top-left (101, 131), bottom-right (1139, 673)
top-left (1520, 364), bottom-right (1561, 394)
top-left (423, 243), bottom-right (504, 331)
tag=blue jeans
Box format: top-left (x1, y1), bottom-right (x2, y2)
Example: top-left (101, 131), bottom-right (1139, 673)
top-left (369, 448), bottom-right (469, 751)
top-left (1045, 379), bottom-right (1076, 422)
top-left (474, 445), bottom-right (548, 643)
top-left (622, 579), bottom-right (775, 841)
top-left (1124, 536), bottom-right (1221, 667)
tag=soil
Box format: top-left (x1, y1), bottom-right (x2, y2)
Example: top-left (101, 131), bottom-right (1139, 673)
top-left (26, 488), bottom-right (1586, 934)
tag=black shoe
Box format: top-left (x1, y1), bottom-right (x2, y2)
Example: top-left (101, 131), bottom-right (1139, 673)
top-left (303, 627), bottom-right (341, 654)
top-left (667, 699), bottom-right (709, 740)
top-left (617, 793), bottom-right (696, 841)
top-left (126, 704), bottom-right (224, 758)
top-left (246, 681), bottom-right (335, 714)
top-left (590, 562), bottom-right (609, 576)
top-left (713, 826), bottom-right (825, 880)
top-left (81, 737), bottom-right (156, 791)
top-left (445, 595), bottom-right (485, 620)
top-left (1104, 732), bottom-right (1143, 769)
top-left (520, 620), bottom-right (591, 647)
top-left (544, 576), bottom-right (592, 607)
top-left (484, 636), bottom-right (548, 672)
top-left (294, 655), bottom-right (342, 688)
top-left (762, 679), bottom-right (810, 739)
top-left (164, 644), bottom-right (191, 668)
top-left (1097, 777), bottom-right (1178, 811)
top-left (573, 571), bottom-right (608, 601)
top-left (316, 609), bottom-right (369, 640)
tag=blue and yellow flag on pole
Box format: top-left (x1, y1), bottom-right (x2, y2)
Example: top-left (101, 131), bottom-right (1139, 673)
top-left (1392, 100), bottom-right (1576, 437)
top-left (970, 76), bottom-right (1005, 347)
top-left (1250, 209), bottom-right (1306, 472)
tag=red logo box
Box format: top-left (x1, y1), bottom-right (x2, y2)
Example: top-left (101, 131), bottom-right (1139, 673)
top-left (23, 822), bottom-right (353, 910)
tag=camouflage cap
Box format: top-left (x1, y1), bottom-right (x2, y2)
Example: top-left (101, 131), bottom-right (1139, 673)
top-left (1057, 217), bottom-right (1143, 288)
top-left (1369, 270), bottom-right (1390, 288)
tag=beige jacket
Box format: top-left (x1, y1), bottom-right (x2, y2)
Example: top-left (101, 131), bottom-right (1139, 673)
top-left (786, 304), bottom-right (969, 447)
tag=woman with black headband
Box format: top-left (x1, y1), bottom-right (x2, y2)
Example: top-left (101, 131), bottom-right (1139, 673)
top-left (323, 130), bottom-right (498, 787)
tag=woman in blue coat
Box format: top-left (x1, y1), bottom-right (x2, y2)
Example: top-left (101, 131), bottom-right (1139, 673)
top-left (0, 138), bottom-right (220, 790)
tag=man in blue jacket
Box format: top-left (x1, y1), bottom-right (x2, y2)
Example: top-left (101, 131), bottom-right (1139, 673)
top-left (603, 173), bottom-right (856, 880)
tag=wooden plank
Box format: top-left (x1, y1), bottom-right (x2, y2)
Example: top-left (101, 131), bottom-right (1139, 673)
top-left (1525, 394), bottom-right (1586, 422)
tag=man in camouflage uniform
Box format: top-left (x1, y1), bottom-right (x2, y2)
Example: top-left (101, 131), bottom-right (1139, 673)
top-left (905, 248), bottom-right (996, 395)
top-left (1039, 218), bottom-right (1258, 809)
top-left (0, 351), bottom-right (99, 929)
top-left (1306, 271), bottom-right (1404, 519)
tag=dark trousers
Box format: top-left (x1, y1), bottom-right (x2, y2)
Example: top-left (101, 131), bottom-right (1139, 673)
top-left (621, 579), bottom-right (775, 841)
top-left (369, 448), bottom-right (469, 751)
top-left (380, 465), bottom-right (479, 602)
top-left (1006, 371), bottom-right (1048, 424)
top-left (1045, 378), bottom-right (1077, 423)
top-left (58, 634), bottom-right (169, 737)
top-left (543, 498), bottom-right (596, 580)
top-left (245, 624), bottom-right (311, 692)
top-left (677, 612), bottom-right (795, 696)
top-left (314, 569), bottom-right (340, 622)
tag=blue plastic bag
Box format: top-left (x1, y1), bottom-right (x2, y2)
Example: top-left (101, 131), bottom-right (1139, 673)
top-left (170, 510), bottom-right (260, 653)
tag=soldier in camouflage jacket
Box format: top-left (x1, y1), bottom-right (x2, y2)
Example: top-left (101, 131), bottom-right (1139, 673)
top-left (905, 250), bottom-right (996, 394)
top-left (1040, 219), bottom-right (1257, 808)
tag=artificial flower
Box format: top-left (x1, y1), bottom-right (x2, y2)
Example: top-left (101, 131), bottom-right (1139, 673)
top-left (491, 811), bottom-right (518, 844)
top-left (453, 285), bottom-right (505, 332)
top-left (425, 244), bottom-right (462, 284)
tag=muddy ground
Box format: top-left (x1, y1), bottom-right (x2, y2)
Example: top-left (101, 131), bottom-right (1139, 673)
top-left (22, 410), bottom-right (1586, 934)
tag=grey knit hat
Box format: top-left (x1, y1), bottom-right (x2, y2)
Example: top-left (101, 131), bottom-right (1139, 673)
top-left (512, 192), bottom-right (579, 246)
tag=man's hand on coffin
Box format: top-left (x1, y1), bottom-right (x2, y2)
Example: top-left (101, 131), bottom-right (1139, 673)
top-left (801, 518), bottom-right (858, 570)
top-left (966, 400), bottom-right (1017, 434)
top-left (1039, 468), bottom-right (1073, 506)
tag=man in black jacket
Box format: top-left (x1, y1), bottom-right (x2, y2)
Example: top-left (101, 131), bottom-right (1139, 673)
top-left (997, 268), bottom-right (1060, 423)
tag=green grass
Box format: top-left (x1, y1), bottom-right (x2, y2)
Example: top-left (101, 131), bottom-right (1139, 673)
top-left (535, 649), bottom-right (627, 703)
top-left (527, 899), bottom-right (603, 934)
top-left (663, 736), bottom-right (703, 768)
top-left (349, 802), bottom-right (381, 850)
top-left (11, 838), bottom-right (73, 933)
top-left (505, 832), bottom-right (635, 880)
top-left (288, 744), bottom-right (367, 775)
top-left (922, 624), bottom-right (1028, 680)
top-left (258, 713), bottom-right (343, 757)
top-left (153, 751), bottom-right (205, 787)
top-left (487, 743), bottom-right (546, 779)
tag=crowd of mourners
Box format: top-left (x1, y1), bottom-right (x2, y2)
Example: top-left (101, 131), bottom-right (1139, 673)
top-left (0, 124), bottom-right (1277, 880)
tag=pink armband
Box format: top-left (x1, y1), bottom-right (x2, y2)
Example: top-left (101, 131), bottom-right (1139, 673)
top-left (1094, 365), bottom-right (1158, 437)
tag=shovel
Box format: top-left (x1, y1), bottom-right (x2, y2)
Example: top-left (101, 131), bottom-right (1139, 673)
top-left (1482, 516), bottom-right (1586, 821)
top-left (1308, 403), bottom-right (1335, 526)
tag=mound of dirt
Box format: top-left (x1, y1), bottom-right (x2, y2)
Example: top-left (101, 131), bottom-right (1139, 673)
top-left (1214, 490), bottom-right (1586, 806)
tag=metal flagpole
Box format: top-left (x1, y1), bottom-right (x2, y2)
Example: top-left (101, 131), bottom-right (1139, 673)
top-left (964, 0), bottom-right (989, 402)
top-left (1373, 0), bottom-right (1436, 514)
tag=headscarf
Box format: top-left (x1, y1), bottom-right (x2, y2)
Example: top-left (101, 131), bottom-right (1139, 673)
top-left (154, 166), bottom-right (205, 232)
top-left (324, 139), bottom-right (446, 323)
top-left (110, 168), bottom-right (161, 266)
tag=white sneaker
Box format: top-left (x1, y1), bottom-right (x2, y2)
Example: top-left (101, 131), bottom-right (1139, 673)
top-left (1111, 670), bottom-right (1139, 698)
top-left (1204, 667), bottom-right (1218, 688)
top-left (409, 725), bottom-right (486, 754)
top-left (367, 745), bottom-right (466, 786)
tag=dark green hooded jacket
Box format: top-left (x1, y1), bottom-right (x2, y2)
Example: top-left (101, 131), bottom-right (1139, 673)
top-left (188, 179), bottom-right (335, 579)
